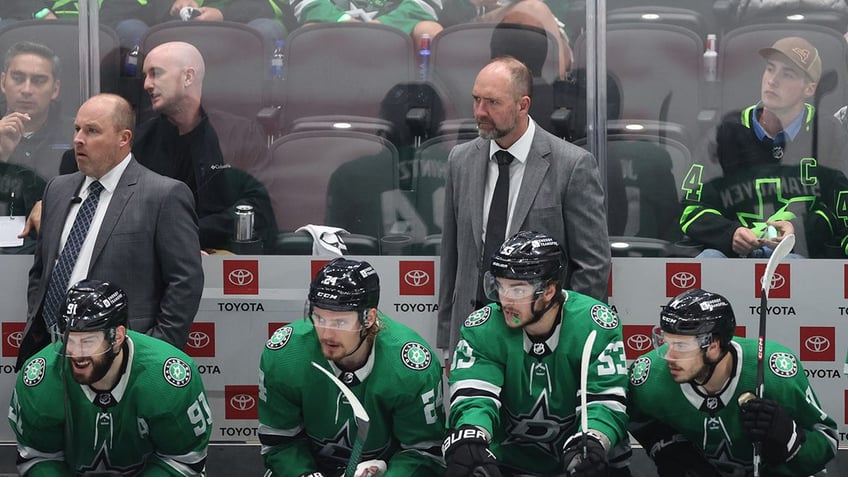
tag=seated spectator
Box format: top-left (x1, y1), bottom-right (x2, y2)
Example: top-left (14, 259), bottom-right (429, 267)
top-left (285, 0), bottom-right (443, 49)
top-left (681, 36), bottom-right (848, 258)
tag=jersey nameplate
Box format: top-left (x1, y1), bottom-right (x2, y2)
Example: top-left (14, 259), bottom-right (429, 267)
top-left (769, 352), bottom-right (797, 378)
top-left (401, 342), bottom-right (431, 370)
top-left (266, 326), bottom-right (293, 350)
top-left (23, 357), bottom-right (46, 387)
top-left (464, 307), bottom-right (491, 327)
top-left (590, 304), bottom-right (619, 329)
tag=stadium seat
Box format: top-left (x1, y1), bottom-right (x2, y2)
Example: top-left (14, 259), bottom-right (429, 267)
top-left (607, 6), bottom-right (708, 37)
top-left (0, 19), bottom-right (121, 116)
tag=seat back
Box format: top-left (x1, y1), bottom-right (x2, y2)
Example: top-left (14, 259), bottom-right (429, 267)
top-left (0, 19), bottom-right (121, 116)
top-left (140, 20), bottom-right (267, 120)
top-left (267, 131), bottom-right (399, 239)
top-left (281, 23), bottom-right (415, 133)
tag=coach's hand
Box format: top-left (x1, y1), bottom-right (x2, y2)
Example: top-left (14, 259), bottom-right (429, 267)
top-left (443, 425), bottom-right (502, 477)
top-left (740, 395), bottom-right (806, 464)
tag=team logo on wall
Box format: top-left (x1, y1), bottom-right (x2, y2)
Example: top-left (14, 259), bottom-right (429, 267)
top-left (23, 357), bottom-right (46, 387)
top-left (464, 307), bottom-right (490, 327)
top-left (799, 327), bottom-right (835, 362)
top-left (310, 260), bottom-right (332, 280)
top-left (768, 352), bottom-right (797, 378)
top-left (399, 261), bottom-right (435, 296)
top-left (629, 357), bottom-right (651, 386)
top-left (665, 263), bottom-right (701, 297)
top-left (2, 322), bottom-right (25, 358)
top-left (266, 326), bottom-right (293, 350)
top-left (223, 260), bottom-right (259, 295)
top-left (754, 263), bottom-right (790, 299)
top-left (622, 325), bottom-right (654, 359)
top-left (163, 358), bottom-right (192, 387)
top-left (401, 342), bottom-right (431, 370)
top-left (590, 305), bottom-right (618, 329)
top-left (225, 385), bottom-right (259, 420)
top-left (185, 323), bottom-right (215, 358)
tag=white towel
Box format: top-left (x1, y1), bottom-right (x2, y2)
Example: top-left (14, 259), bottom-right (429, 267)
top-left (295, 224), bottom-right (349, 257)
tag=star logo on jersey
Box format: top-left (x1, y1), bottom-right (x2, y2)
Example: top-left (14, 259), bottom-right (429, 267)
top-left (737, 177), bottom-right (816, 243)
top-left (590, 305), bottom-right (618, 329)
top-left (401, 342), bottom-right (431, 370)
top-left (503, 392), bottom-right (574, 457)
top-left (629, 357), bottom-right (651, 386)
top-left (464, 307), bottom-right (491, 327)
top-left (163, 357), bottom-right (192, 387)
top-left (23, 357), bottom-right (46, 387)
top-left (314, 421), bottom-right (382, 464)
top-left (77, 444), bottom-right (144, 476)
top-left (769, 352), bottom-right (797, 378)
top-left (266, 326), bottom-right (293, 350)
top-left (704, 437), bottom-right (749, 476)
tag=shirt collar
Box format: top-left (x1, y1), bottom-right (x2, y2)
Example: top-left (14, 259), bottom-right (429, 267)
top-left (752, 102), bottom-right (805, 142)
top-left (82, 152), bottom-right (132, 195)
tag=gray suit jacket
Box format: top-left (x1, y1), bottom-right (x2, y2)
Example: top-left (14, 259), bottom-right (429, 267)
top-left (19, 157), bottom-right (203, 368)
top-left (437, 125), bottom-right (611, 351)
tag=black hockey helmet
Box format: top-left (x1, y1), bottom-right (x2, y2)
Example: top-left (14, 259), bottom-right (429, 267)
top-left (308, 258), bottom-right (380, 315)
top-left (660, 288), bottom-right (736, 347)
top-left (56, 279), bottom-right (127, 352)
top-left (489, 231), bottom-right (564, 284)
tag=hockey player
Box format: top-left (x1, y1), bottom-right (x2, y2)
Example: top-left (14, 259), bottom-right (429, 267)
top-left (628, 288), bottom-right (837, 476)
top-left (8, 279), bottom-right (211, 475)
top-left (443, 231), bottom-right (630, 477)
top-left (258, 258), bottom-right (445, 477)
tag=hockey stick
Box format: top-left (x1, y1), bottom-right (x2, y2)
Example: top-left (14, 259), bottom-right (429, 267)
top-left (312, 362), bottom-right (371, 477)
top-left (738, 233), bottom-right (795, 477)
top-left (580, 330), bottom-right (598, 463)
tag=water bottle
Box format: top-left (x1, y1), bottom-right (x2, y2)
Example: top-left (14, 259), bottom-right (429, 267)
top-left (123, 38), bottom-right (140, 77)
top-left (418, 33), bottom-right (431, 81)
top-left (270, 39), bottom-right (285, 80)
top-left (703, 34), bottom-right (717, 82)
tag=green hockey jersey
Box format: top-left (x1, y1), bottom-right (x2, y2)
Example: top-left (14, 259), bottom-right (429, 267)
top-left (629, 338), bottom-right (837, 476)
top-left (258, 313), bottom-right (445, 476)
top-left (447, 292), bottom-right (629, 475)
top-left (8, 331), bottom-right (211, 476)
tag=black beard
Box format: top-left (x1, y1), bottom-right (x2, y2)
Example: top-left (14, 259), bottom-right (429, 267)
top-left (70, 348), bottom-right (117, 385)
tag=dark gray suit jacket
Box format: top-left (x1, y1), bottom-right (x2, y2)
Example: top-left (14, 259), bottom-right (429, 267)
top-left (437, 124), bottom-right (611, 351)
top-left (18, 157), bottom-right (203, 369)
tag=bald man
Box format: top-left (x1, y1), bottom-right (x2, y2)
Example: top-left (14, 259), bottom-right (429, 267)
top-left (62, 41), bottom-right (277, 253)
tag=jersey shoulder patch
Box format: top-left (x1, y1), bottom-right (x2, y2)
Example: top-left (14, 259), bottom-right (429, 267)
top-left (464, 307), bottom-right (491, 327)
top-left (400, 342), bottom-right (432, 371)
top-left (266, 325), bottom-right (294, 350)
top-left (629, 356), bottom-right (652, 386)
top-left (23, 357), bottom-right (47, 387)
top-left (163, 357), bottom-right (193, 387)
top-left (590, 304), bottom-right (619, 329)
top-left (768, 351), bottom-right (798, 378)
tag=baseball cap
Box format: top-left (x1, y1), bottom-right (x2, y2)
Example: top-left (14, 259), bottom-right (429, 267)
top-left (759, 37), bottom-right (821, 83)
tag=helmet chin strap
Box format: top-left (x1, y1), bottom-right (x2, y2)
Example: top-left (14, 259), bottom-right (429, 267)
top-left (691, 347), bottom-right (728, 387)
top-left (525, 289), bottom-right (564, 327)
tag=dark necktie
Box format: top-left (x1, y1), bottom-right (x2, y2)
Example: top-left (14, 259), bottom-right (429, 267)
top-left (42, 181), bottom-right (105, 335)
top-left (478, 150), bottom-right (514, 304)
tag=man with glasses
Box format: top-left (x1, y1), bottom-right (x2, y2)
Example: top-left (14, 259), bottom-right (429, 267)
top-left (258, 258), bottom-right (445, 477)
top-left (443, 230), bottom-right (630, 477)
top-left (628, 288), bottom-right (837, 476)
top-left (9, 279), bottom-right (211, 475)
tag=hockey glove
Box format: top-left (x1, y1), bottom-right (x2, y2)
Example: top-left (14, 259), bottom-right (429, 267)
top-left (651, 439), bottom-right (722, 477)
top-left (740, 396), bottom-right (806, 464)
top-left (561, 432), bottom-right (608, 477)
top-left (443, 425), bottom-right (502, 477)
top-left (352, 459), bottom-right (386, 477)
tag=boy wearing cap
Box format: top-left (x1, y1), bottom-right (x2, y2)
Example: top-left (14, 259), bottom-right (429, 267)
top-left (680, 36), bottom-right (848, 258)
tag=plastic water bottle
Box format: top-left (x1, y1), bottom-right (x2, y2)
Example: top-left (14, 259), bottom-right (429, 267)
top-left (418, 33), bottom-right (431, 81)
top-left (270, 39), bottom-right (285, 80)
top-left (123, 38), bottom-right (140, 77)
top-left (703, 34), bottom-right (717, 82)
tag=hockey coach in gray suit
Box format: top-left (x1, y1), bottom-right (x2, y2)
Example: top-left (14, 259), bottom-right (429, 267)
top-left (437, 56), bottom-right (611, 358)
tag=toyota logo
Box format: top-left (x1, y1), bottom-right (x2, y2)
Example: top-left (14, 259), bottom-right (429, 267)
top-left (228, 269), bottom-right (254, 286)
top-left (6, 331), bottom-right (22, 349)
top-left (403, 270), bottom-right (430, 287)
top-left (230, 394), bottom-right (256, 411)
top-left (804, 336), bottom-right (831, 353)
top-left (187, 331), bottom-right (210, 350)
top-left (627, 334), bottom-right (652, 351)
top-left (761, 273), bottom-right (786, 291)
top-left (670, 272), bottom-right (697, 289)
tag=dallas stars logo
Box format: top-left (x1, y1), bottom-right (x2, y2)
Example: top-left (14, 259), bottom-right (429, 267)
top-left (464, 307), bottom-right (491, 327)
top-left (163, 357), bottom-right (192, 387)
top-left (401, 342), bottom-right (431, 370)
top-left (503, 392), bottom-right (573, 457)
top-left (736, 177), bottom-right (817, 236)
top-left (23, 357), bottom-right (46, 387)
top-left (315, 421), bottom-right (382, 464)
top-left (266, 326), bottom-right (293, 350)
top-left (590, 305), bottom-right (618, 329)
top-left (629, 357), bottom-right (651, 386)
top-left (77, 444), bottom-right (145, 475)
top-left (769, 352), bottom-right (797, 378)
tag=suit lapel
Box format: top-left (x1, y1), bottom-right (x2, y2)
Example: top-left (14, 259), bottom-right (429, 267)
top-left (509, 129), bottom-right (550, 236)
top-left (469, 139), bottom-right (488, 255)
top-left (90, 159), bottom-right (139, 269)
